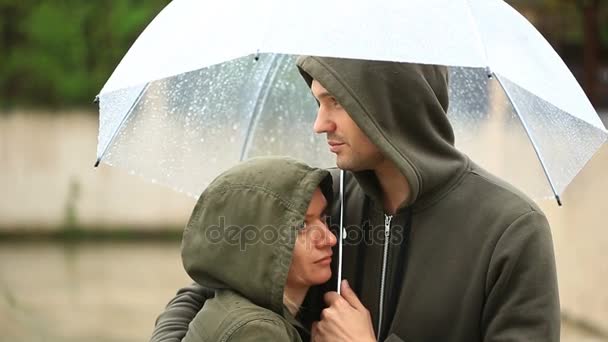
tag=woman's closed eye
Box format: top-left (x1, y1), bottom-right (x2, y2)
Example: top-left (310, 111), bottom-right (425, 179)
top-left (300, 215), bottom-right (328, 232)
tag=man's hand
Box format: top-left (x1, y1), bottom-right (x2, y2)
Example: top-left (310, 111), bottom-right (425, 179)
top-left (311, 280), bottom-right (376, 342)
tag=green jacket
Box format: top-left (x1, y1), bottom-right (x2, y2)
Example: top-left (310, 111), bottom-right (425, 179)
top-left (179, 157), bottom-right (331, 342)
top-left (151, 58), bottom-right (560, 342)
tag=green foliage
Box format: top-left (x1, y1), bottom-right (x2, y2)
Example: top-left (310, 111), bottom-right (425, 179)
top-left (0, 1), bottom-right (605, 108)
top-left (508, 0), bottom-right (608, 48)
top-left (63, 177), bottom-right (81, 231)
top-left (0, 0), bottom-right (170, 107)
top-left (601, 5), bottom-right (608, 47)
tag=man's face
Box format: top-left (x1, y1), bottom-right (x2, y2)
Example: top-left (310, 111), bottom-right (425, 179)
top-left (310, 80), bottom-right (384, 171)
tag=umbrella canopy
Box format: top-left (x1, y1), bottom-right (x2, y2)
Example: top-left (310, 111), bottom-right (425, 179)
top-left (96, 0), bottom-right (607, 202)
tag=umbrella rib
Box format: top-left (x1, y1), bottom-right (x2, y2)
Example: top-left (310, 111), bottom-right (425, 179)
top-left (95, 83), bottom-right (150, 167)
top-left (463, 0), bottom-right (490, 66)
top-left (494, 73), bottom-right (562, 206)
top-left (239, 54), bottom-right (283, 161)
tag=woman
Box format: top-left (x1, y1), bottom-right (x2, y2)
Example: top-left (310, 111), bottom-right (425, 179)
top-left (181, 156), bottom-right (336, 341)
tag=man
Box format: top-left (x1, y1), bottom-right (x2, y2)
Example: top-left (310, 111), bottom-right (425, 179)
top-left (150, 56), bottom-right (560, 342)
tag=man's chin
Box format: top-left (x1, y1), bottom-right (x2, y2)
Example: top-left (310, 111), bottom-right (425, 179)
top-left (335, 157), bottom-right (347, 170)
top-left (335, 157), bottom-right (358, 171)
top-left (336, 157), bottom-right (376, 172)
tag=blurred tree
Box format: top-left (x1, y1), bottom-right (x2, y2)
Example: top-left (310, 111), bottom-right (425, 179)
top-left (508, 0), bottom-right (582, 48)
top-left (602, 4), bottom-right (608, 47)
top-left (0, 0), bottom-right (169, 108)
top-left (509, 0), bottom-right (607, 107)
top-left (1, 0), bottom-right (606, 108)
top-left (581, 0), bottom-right (600, 104)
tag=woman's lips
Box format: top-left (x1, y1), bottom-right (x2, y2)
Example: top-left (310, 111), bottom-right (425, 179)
top-left (315, 256), bottom-right (332, 265)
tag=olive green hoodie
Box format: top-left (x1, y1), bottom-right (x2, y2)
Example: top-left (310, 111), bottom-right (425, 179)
top-left (296, 56), bottom-right (560, 342)
top-left (150, 58), bottom-right (560, 342)
top-left (180, 157), bottom-right (331, 342)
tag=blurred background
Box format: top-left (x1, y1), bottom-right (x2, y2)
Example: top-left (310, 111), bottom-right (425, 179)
top-left (1, 0), bottom-right (607, 341)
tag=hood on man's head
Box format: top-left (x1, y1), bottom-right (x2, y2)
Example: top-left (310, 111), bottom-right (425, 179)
top-left (181, 156), bottom-right (332, 315)
top-left (296, 56), bottom-right (466, 207)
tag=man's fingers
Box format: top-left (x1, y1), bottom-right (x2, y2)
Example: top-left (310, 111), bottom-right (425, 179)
top-left (340, 279), bottom-right (365, 310)
top-left (325, 281), bottom-right (366, 311)
top-left (323, 291), bottom-right (342, 306)
top-left (311, 321), bottom-right (319, 342)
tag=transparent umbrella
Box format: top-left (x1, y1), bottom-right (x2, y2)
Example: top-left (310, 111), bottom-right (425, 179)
top-left (96, 0), bottom-right (607, 204)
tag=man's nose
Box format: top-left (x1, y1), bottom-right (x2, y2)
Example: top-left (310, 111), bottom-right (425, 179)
top-left (313, 108), bottom-right (336, 134)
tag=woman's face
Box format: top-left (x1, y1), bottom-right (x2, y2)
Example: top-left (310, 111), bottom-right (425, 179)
top-left (286, 187), bottom-right (337, 288)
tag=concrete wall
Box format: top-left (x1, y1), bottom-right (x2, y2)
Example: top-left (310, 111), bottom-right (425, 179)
top-left (541, 141), bottom-right (608, 336)
top-left (1, 110), bottom-right (607, 335)
top-left (0, 110), bottom-right (195, 230)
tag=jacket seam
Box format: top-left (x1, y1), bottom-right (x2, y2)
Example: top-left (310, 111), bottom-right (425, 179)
top-left (483, 209), bottom-right (541, 322)
top-left (221, 317), bottom-right (286, 342)
top-left (468, 169), bottom-right (537, 212)
top-left (412, 157), bottom-right (471, 213)
top-left (211, 184), bottom-right (302, 215)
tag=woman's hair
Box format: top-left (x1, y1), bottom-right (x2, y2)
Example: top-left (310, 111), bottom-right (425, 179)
top-left (283, 293), bottom-right (301, 315)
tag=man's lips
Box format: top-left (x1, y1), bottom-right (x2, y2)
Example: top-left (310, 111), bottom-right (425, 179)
top-left (328, 141), bottom-right (345, 152)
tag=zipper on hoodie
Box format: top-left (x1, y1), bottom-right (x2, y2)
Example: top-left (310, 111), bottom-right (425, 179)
top-left (377, 214), bottom-right (393, 340)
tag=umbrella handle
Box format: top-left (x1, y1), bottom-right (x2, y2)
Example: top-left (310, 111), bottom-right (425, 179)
top-left (337, 169), bottom-right (345, 294)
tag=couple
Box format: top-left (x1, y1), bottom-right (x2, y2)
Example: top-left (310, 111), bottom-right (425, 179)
top-left (152, 56), bottom-right (560, 342)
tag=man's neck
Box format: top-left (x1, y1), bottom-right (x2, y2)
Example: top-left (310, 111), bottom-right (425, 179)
top-left (374, 160), bottom-right (411, 215)
top-left (283, 284), bottom-right (308, 316)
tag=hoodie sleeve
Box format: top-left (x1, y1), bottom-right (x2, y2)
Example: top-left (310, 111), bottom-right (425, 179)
top-left (149, 282), bottom-right (213, 342)
top-left (225, 319), bottom-right (298, 342)
top-left (482, 210), bottom-right (560, 342)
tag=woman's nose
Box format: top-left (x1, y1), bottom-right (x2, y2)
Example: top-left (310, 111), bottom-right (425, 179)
top-left (319, 224), bottom-right (337, 247)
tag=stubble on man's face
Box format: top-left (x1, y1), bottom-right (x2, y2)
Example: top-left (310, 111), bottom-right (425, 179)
top-left (326, 102), bottom-right (384, 171)
top-left (332, 128), bottom-right (384, 172)
top-left (311, 80), bottom-right (384, 172)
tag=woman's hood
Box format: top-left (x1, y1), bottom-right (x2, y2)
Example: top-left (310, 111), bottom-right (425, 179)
top-left (181, 156), bottom-right (332, 314)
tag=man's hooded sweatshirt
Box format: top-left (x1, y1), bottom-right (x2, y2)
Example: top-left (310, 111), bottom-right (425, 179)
top-left (180, 157), bottom-right (332, 342)
top-left (150, 59), bottom-right (560, 342)
top-left (296, 56), bottom-right (560, 342)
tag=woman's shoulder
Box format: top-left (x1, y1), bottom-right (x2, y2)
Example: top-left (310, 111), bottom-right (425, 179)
top-left (215, 289), bottom-right (283, 320)
top-left (184, 289), bottom-right (300, 342)
top-left (222, 317), bottom-right (301, 341)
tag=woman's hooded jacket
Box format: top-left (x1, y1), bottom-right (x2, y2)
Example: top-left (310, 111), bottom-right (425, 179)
top-left (181, 156), bottom-right (332, 342)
